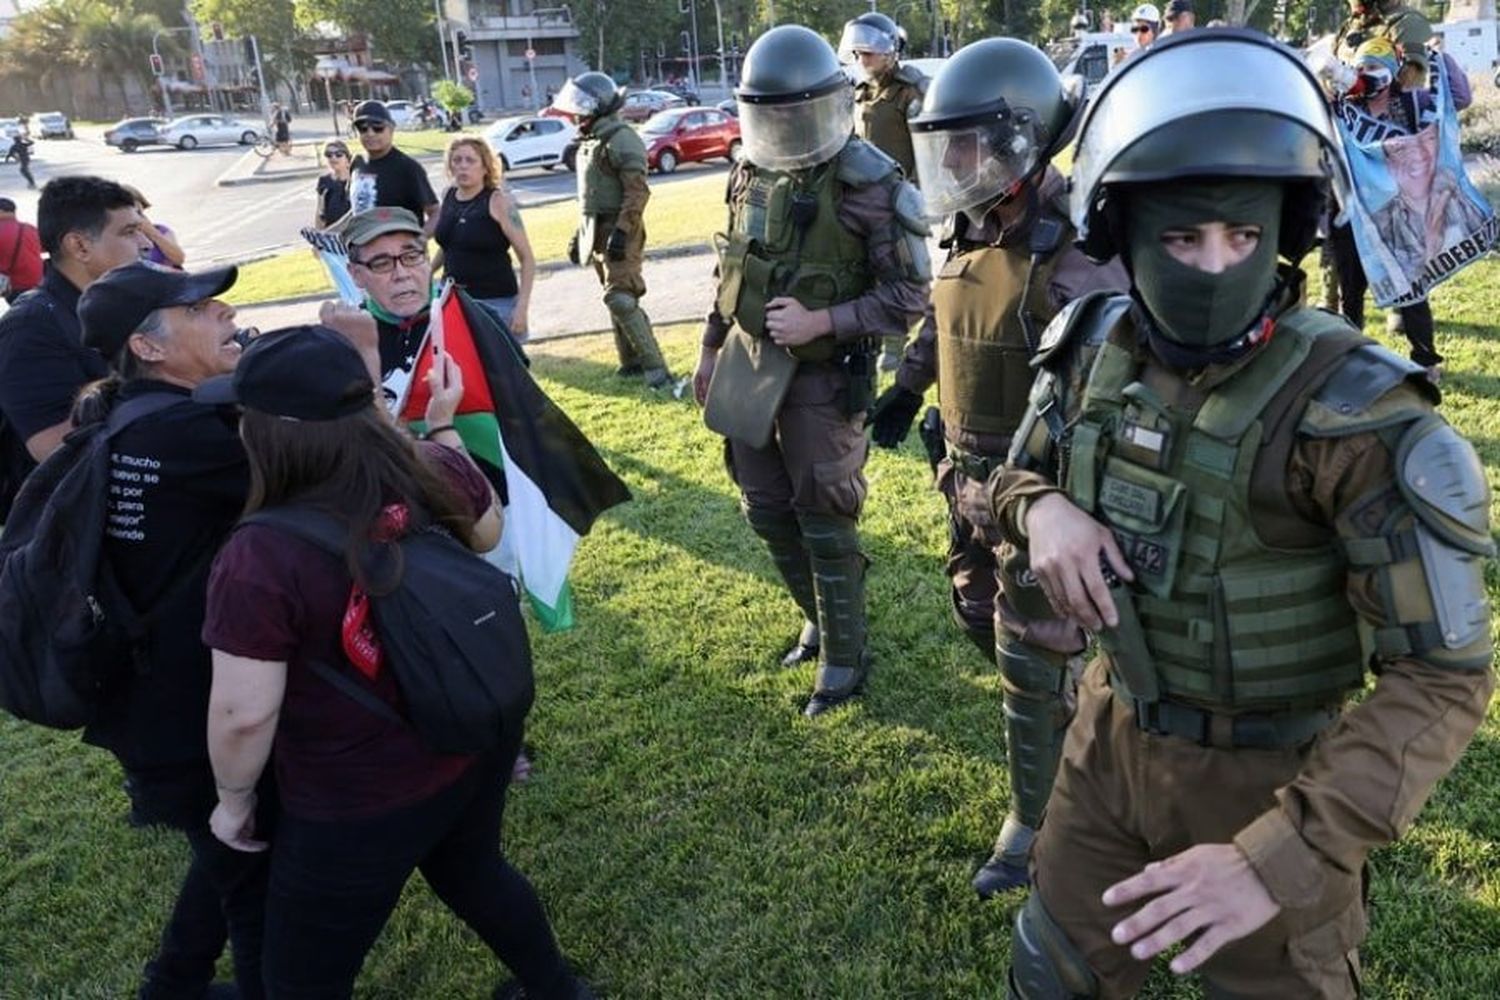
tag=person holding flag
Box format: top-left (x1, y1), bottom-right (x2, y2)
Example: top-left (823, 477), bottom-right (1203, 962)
top-left (339, 206), bottom-right (632, 633)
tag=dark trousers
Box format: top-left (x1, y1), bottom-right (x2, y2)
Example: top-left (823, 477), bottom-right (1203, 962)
top-left (1327, 223), bottom-right (1440, 366)
top-left (126, 764), bottom-right (271, 1000)
top-left (262, 738), bottom-right (571, 1000)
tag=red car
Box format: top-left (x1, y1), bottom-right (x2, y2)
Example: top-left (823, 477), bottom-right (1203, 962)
top-left (641, 106), bottom-right (742, 173)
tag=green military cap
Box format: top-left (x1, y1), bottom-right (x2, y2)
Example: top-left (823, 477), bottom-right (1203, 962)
top-left (339, 206), bottom-right (424, 248)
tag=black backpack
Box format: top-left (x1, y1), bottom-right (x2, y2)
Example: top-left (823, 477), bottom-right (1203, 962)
top-left (239, 506), bottom-right (535, 755)
top-left (0, 393), bottom-right (197, 728)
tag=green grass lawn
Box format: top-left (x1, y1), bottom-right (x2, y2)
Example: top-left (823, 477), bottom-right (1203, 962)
top-left (4, 260), bottom-right (1500, 997)
top-left (224, 172), bottom-right (725, 308)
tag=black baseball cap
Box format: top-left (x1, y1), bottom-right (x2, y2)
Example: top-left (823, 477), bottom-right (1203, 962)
top-left (0, 197), bottom-right (15, 212)
top-left (352, 100), bottom-right (394, 125)
top-left (1166, 0), bottom-right (1193, 15)
top-left (194, 325), bottom-right (375, 420)
top-left (80, 260), bottom-right (238, 360)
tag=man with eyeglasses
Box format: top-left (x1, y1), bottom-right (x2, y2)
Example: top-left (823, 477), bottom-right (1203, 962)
top-left (1163, 0), bottom-right (1195, 33)
top-left (348, 101), bottom-right (439, 230)
top-left (339, 207), bottom-right (441, 404)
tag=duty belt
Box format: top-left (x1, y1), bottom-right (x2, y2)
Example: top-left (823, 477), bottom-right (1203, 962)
top-left (946, 445), bottom-right (1005, 484)
top-left (1117, 683), bottom-right (1339, 750)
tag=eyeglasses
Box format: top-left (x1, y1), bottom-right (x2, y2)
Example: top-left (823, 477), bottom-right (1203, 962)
top-left (355, 122), bottom-right (389, 134)
top-left (351, 248), bottom-right (427, 274)
top-left (1130, 23), bottom-right (1153, 33)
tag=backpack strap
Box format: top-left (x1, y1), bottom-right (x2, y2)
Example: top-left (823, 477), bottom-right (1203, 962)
top-left (104, 391), bottom-right (195, 436)
top-left (238, 507), bottom-right (415, 728)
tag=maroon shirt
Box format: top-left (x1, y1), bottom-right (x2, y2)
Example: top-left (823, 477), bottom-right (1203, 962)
top-left (202, 442), bottom-right (495, 821)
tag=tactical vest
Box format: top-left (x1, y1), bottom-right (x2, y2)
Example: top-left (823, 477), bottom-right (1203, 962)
top-left (1065, 308), bottom-right (1368, 712)
top-left (714, 153), bottom-right (873, 362)
top-left (855, 70), bottom-right (922, 180)
top-left (933, 237), bottom-right (1063, 445)
top-left (579, 116), bottom-right (632, 217)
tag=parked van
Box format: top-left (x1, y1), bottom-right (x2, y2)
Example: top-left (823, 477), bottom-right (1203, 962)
top-left (1047, 31), bottom-right (1139, 97)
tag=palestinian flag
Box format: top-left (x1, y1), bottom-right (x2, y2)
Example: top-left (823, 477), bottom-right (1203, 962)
top-left (399, 286), bottom-right (631, 631)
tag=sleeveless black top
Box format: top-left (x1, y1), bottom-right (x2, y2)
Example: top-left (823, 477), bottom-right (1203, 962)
top-left (434, 187), bottom-right (518, 299)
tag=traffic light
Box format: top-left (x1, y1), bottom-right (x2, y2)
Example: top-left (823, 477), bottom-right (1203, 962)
top-left (455, 30), bottom-right (471, 58)
top-left (680, 30), bottom-right (691, 53)
top-left (679, 0), bottom-right (691, 12)
top-left (149, 52), bottom-right (164, 75)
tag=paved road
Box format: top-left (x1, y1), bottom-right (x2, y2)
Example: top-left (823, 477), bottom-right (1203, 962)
top-left (1, 124), bottom-right (730, 267)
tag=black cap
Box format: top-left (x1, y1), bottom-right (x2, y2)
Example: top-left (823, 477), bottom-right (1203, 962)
top-left (79, 261), bottom-right (238, 360)
top-left (1166, 0), bottom-right (1193, 14)
top-left (193, 325), bottom-right (375, 421)
top-left (0, 197), bottom-right (15, 212)
top-left (352, 100), bottom-right (393, 125)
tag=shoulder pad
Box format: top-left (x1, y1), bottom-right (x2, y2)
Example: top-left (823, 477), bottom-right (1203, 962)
top-left (1299, 343), bottom-right (1439, 437)
top-left (1032, 291), bottom-right (1132, 370)
top-left (894, 63), bottom-right (927, 88)
top-left (1396, 416), bottom-right (1493, 553)
top-left (836, 138), bottom-right (900, 187)
top-left (892, 181), bottom-right (930, 237)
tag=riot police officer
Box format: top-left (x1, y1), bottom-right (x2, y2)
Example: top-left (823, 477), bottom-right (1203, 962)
top-left (840, 11), bottom-right (929, 372)
top-left (693, 25), bottom-right (930, 717)
top-left (992, 30), bottom-right (1492, 996)
top-left (553, 71), bottom-right (675, 389)
top-left (867, 38), bottom-right (1126, 898)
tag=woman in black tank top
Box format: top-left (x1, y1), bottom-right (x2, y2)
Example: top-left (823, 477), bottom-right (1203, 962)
top-left (433, 137), bottom-right (536, 342)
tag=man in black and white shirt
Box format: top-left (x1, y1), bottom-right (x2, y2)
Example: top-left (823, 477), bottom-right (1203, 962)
top-left (348, 101), bottom-right (438, 229)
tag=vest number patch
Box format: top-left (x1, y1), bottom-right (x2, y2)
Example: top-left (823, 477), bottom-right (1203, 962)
top-left (1118, 531), bottom-right (1168, 576)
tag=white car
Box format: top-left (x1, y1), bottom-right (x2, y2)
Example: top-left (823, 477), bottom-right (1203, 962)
top-left (384, 100), bottom-right (420, 127)
top-left (29, 111), bottom-right (72, 139)
top-left (483, 115), bottom-right (578, 173)
top-left (159, 114), bottom-right (261, 150)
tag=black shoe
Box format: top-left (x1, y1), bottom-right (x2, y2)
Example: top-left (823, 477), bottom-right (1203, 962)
top-left (803, 659), bottom-right (867, 717)
top-left (972, 854), bottom-right (1030, 898)
top-left (780, 621), bottom-right (819, 667)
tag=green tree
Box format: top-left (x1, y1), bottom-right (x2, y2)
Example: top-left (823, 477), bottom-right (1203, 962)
top-left (192, 0), bottom-right (310, 105)
top-left (80, 7), bottom-right (168, 115)
top-left (432, 79), bottom-right (473, 113)
top-left (294, 0), bottom-right (439, 67)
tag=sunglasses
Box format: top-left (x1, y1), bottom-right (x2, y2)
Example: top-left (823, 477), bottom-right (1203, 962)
top-left (355, 122), bottom-right (389, 134)
top-left (351, 248), bottom-right (427, 274)
top-left (325, 150), bottom-right (348, 159)
top-left (1130, 23), bottom-right (1153, 32)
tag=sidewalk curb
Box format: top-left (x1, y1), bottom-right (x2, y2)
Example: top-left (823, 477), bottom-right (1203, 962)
top-left (234, 241), bottom-right (715, 310)
top-left (214, 144), bottom-right (447, 188)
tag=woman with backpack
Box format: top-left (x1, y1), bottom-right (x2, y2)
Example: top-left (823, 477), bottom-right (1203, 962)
top-left (197, 324), bottom-right (591, 999)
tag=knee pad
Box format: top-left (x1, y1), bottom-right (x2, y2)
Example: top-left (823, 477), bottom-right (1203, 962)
top-left (997, 632), bottom-right (1070, 700)
top-left (796, 512), bottom-right (861, 561)
top-left (744, 504), bottom-right (801, 545)
top-left (1011, 891), bottom-right (1099, 999)
top-left (603, 289), bottom-right (638, 319)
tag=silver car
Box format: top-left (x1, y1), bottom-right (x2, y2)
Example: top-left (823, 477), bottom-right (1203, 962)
top-left (28, 112), bottom-right (73, 139)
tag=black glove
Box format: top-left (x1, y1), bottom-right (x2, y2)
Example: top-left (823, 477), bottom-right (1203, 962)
top-left (566, 231), bottom-right (581, 266)
top-left (868, 385), bottom-right (923, 449)
top-left (605, 227), bottom-right (628, 262)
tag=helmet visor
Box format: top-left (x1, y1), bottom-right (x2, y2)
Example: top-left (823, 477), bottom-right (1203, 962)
top-left (740, 87), bottom-right (854, 171)
top-left (553, 79), bottom-right (601, 117)
top-left (912, 119), bottom-right (1041, 218)
top-left (838, 22), bottom-right (896, 62)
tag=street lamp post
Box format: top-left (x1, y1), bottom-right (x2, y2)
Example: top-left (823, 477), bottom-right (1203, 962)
top-left (434, 0), bottom-right (453, 81)
top-left (712, 0), bottom-right (727, 92)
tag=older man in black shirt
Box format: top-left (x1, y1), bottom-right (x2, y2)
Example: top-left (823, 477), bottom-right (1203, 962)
top-left (0, 176), bottom-right (150, 518)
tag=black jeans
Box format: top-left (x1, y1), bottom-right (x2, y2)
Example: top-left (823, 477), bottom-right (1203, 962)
top-left (1327, 223), bottom-right (1441, 366)
top-left (262, 738), bottom-right (572, 999)
top-left (126, 763), bottom-right (272, 1000)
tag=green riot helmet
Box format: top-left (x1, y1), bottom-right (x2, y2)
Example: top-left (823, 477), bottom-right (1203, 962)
top-left (736, 25), bottom-right (855, 171)
top-left (909, 38), bottom-right (1080, 220)
top-left (553, 71), bottom-right (625, 127)
top-left (1071, 28), bottom-right (1348, 266)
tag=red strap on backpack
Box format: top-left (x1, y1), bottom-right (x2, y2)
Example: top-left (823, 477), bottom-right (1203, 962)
top-left (339, 503), bottom-right (411, 678)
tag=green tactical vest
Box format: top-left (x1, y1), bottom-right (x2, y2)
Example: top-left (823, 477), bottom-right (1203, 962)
top-left (933, 241), bottom-right (1062, 443)
top-left (578, 115), bottom-right (637, 217)
top-left (855, 73), bottom-right (921, 180)
top-left (714, 155), bottom-right (873, 363)
top-left (1065, 308), bottom-right (1368, 712)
